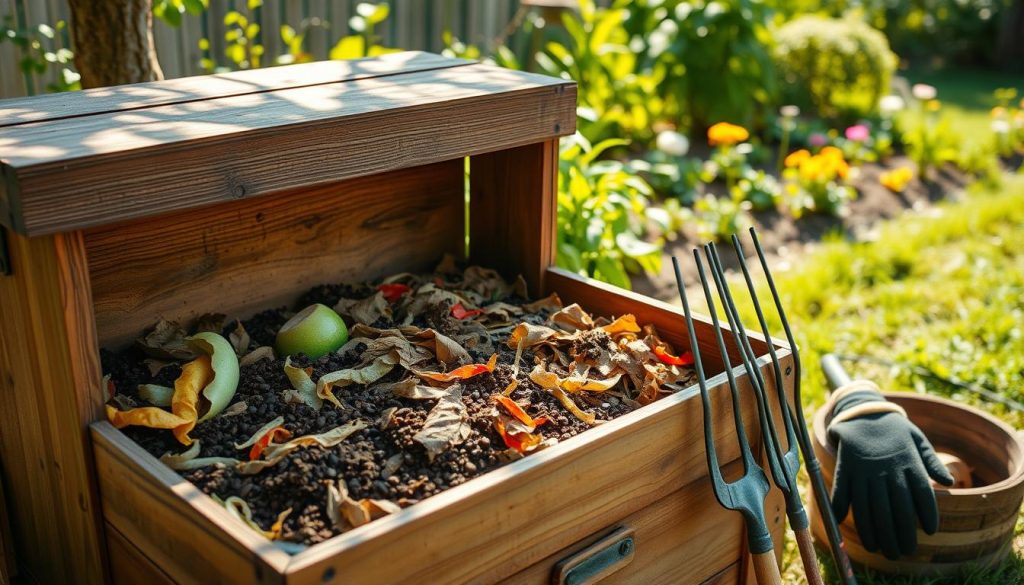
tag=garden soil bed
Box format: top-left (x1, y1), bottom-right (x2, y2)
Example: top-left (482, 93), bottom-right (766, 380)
top-left (636, 156), bottom-right (969, 302)
top-left (102, 260), bottom-right (697, 549)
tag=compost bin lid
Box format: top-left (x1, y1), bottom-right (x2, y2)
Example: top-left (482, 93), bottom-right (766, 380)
top-left (0, 51), bottom-right (576, 236)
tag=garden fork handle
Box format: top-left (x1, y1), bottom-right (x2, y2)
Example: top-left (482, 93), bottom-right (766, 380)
top-left (794, 526), bottom-right (825, 585)
top-left (751, 551), bottom-right (784, 585)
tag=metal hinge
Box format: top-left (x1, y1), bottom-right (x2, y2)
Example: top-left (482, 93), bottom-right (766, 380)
top-left (0, 226), bottom-right (10, 276)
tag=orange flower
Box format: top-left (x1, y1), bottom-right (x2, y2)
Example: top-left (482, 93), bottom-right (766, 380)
top-left (992, 106), bottom-right (1007, 119)
top-left (707, 122), bottom-right (749, 146)
top-left (784, 149), bottom-right (811, 168)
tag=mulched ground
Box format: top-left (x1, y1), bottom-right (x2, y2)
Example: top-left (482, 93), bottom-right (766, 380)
top-left (103, 271), bottom-right (680, 549)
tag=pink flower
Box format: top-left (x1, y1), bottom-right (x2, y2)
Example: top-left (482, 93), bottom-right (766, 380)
top-left (845, 124), bottom-right (870, 142)
top-left (809, 133), bottom-right (828, 147)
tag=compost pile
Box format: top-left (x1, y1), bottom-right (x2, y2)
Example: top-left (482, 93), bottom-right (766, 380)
top-left (103, 258), bottom-right (697, 548)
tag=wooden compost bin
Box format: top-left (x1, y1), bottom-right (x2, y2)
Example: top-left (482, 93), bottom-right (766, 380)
top-left (0, 52), bottom-right (793, 585)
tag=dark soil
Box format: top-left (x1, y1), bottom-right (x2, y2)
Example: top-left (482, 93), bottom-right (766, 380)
top-left (103, 268), bottom-right (675, 550)
top-left (634, 157), bottom-right (970, 303)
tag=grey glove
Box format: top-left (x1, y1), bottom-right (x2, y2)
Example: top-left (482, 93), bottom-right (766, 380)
top-left (827, 381), bottom-right (954, 560)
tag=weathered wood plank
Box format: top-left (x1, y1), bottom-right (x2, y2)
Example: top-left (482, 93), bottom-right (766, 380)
top-left (85, 159), bottom-right (466, 348)
top-left (470, 138), bottom-right (559, 298)
top-left (107, 523), bottom-right (175, 585)
top-left (92, 422), bottom-right (291, 585)
top-left (498, 458), bottom-right (754, 585)
top-left (0, 231), bottom-right (107, 584)
top-left (284, 343), bottom-right (792, 584)
top-left (0, 51), bottom-right (468, 127)
top-left (2, 62), bottom-right (575, 236)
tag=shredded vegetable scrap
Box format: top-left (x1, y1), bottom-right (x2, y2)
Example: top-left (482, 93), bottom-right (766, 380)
top-left (377, 283), bottom-right (412, 303)
top-left (283, 357), bottom-right (323, 410)
top-left (237, 420), bottom-right (368, 474)
top-left (159, 440), bottom-right (240, 471)
top-left (413, 354), bottom-right (498, 384)
top-left (216, 495), bottom-right (292, 540)
top-left (450, 303), bottom-right (482, 320)
top-left (326, 480), bottom-right (401, 530)
top-left (653, 346), bottom-right (695, 367)
top-left (413, 385), bottom-right (472, 461)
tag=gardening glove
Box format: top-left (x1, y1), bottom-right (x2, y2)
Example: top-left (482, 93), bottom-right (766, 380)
top-left (825, 380), bottom-right (954, 560)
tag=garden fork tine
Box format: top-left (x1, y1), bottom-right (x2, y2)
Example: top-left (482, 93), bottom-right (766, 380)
top-left (745, 227), bottom-right (857, 585)
top-left (706, 239), bottom-right (824, 585)
top-left (672, 254), bottom-right (782, 585)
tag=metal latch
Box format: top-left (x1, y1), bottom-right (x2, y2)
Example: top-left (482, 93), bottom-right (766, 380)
top-left (0, 226), bottom-right (10, 276)
top-left (552, 526), bottom-right (635, 585)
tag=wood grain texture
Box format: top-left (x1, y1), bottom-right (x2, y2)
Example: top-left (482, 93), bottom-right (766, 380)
top-left (92, 422), bottom-right (291, 585)
top-left (499, 458), bottom-right (756, 585)
top-left (85, 159), bottom-right (465, 347)
top-left (2, 61), bottom-right (576, 236)
top-left (107, 523), bottom-right (175, 585)
top-left (0, 231), bottom-right (106, 584)
top-left (751, 551), bottom-right (783, 585)
top-left (794, 526), bottom-right (824, 585)
top-left (0, 51), bottom-right (470, 127)
top-left (470, 138), bottom-right (559, 298)
top-left (701, 563), bottom-right (740, 585)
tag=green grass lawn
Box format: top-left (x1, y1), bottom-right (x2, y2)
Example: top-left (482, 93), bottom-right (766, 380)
top-left (899, 66), bottom-right (1024, 151)
top-left (732, 176), bottom-right (1024, 583)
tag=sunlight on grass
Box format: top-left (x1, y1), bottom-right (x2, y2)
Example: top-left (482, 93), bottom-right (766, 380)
top-left (732, 176), bottom-right (1024, 584)
top-left (899, 67), bottom-right (1024, 150)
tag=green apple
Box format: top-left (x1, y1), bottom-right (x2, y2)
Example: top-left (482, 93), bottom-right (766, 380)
top-left (276, 304), bottom-right (349, 359)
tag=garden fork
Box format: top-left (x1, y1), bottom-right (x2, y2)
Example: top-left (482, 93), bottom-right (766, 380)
top-left (672, 253), bottom-right (782, 585)
top-left (703, 240), bottom-right (824, 585)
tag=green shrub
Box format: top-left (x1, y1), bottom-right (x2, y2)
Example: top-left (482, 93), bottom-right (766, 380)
top-left (773, 16), bottom-right (896, 122)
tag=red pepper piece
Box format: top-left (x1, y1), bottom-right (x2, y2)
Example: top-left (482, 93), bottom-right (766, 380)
top-left (249, 426), bottom-right (292, 461)
top-left (377, 283), bottom-right (411, 303)
top-left (451, 302), bottom-right (482, 320)
top-left (654, 346), bottom-right (695, 367)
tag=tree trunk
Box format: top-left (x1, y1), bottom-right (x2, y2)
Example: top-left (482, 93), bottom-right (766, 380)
top-left (996, 0), bottom-right (1024, 72)
top-left (68, 0), bottom-right (164, 88)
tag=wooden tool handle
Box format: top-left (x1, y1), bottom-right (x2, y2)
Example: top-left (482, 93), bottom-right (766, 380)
top-left (794, 526), bottom-right (825, 585)
top-left (751, 551), bottom-right (784, 585)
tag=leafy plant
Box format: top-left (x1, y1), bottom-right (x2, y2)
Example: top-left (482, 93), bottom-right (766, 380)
top-left (903, 102), bottom-right (961, 181)
top-left (693, 193), bottom-right (752, 242)
top-left (0, 15), bottom-right (79, 94)
top-left (556, 133), bottom-right (665, 289)
top-left (153, 0), bottom-right (207, 28)
top-left (773, 16), bottom-right (897, 122)
top-left (734, 168), bottom-right (782, 211)
top-left (649, 0), bottom-right (778, 130)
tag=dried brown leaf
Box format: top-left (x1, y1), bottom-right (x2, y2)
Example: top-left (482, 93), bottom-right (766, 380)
top-left (137, 319), bottom-right (195, 360)
top-left (413, 384), bottom-right (471, 461)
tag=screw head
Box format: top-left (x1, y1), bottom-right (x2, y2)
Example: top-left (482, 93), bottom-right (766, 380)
top-left (619, 539), bottom-right (633, 556)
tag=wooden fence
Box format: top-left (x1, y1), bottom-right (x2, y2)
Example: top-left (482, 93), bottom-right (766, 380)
top-left (0, 0), bottom-right (527, 99)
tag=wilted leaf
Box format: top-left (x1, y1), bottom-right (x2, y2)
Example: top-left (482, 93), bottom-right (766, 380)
top-left (412, 329), bottom-right (470, 368)
top-left (160, 440), bottom-right (239, 471)
top-left (522, 293), bottom-right (563, 313)
top-left (238, 419), bottom-right (368, 474)
top-left (239, 346), bottom-right (275, 367)
top-left (234, 416), bottom-right (286, 449)
top-left (194, 313), bottom-right (226, 334)
top-left (283, 357), bottom-right (323, 410)
top-left (335, 291), bottom-right (392, 326)
top-left (550, 304), bottom-right (595, 332)
top-left (143, 358), bottom-right (175, 377)
top-left (217, 495), bottom-right (291, 540)
top-left (380, 378), bottom-right (450, 400)
top-left (381, 452), bottom-right (403, 478)
top-left (229, 321), bottom-right (251, 356)
top-left (413, 385), bottom-right (471, 461)
top-left (137, 319), bottom-right (195, 360)
top-left (413, 354), bottom-right (497, 384)
top-left (326, 480), bottom-right (401, 530)
top-left (316, 355), bottom-right (398, 408)
top-left (222, 401), bottom-right (248, 417)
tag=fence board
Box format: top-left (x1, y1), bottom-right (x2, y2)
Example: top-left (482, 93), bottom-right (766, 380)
top-left (0, 0), bottom-right (535, 99)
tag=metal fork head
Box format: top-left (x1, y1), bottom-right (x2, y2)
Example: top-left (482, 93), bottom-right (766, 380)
top-left (704, 239), bottom-right (807, 525)
top-left (672, 254), bottom-right (774, 555)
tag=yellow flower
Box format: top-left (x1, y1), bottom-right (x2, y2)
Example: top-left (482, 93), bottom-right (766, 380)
top-left (784, 149), bottom-right (811, 168)
top-left (992, 106), bottom-right (1007, 118)
top-left (926, 99), bottom-right (941, 112)
top-left (707, 122), bottom-right (749, 146)
top-left (880, 166), bottom-right (913, 193)
top-left (819, 146), bottom-right (844, 161)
